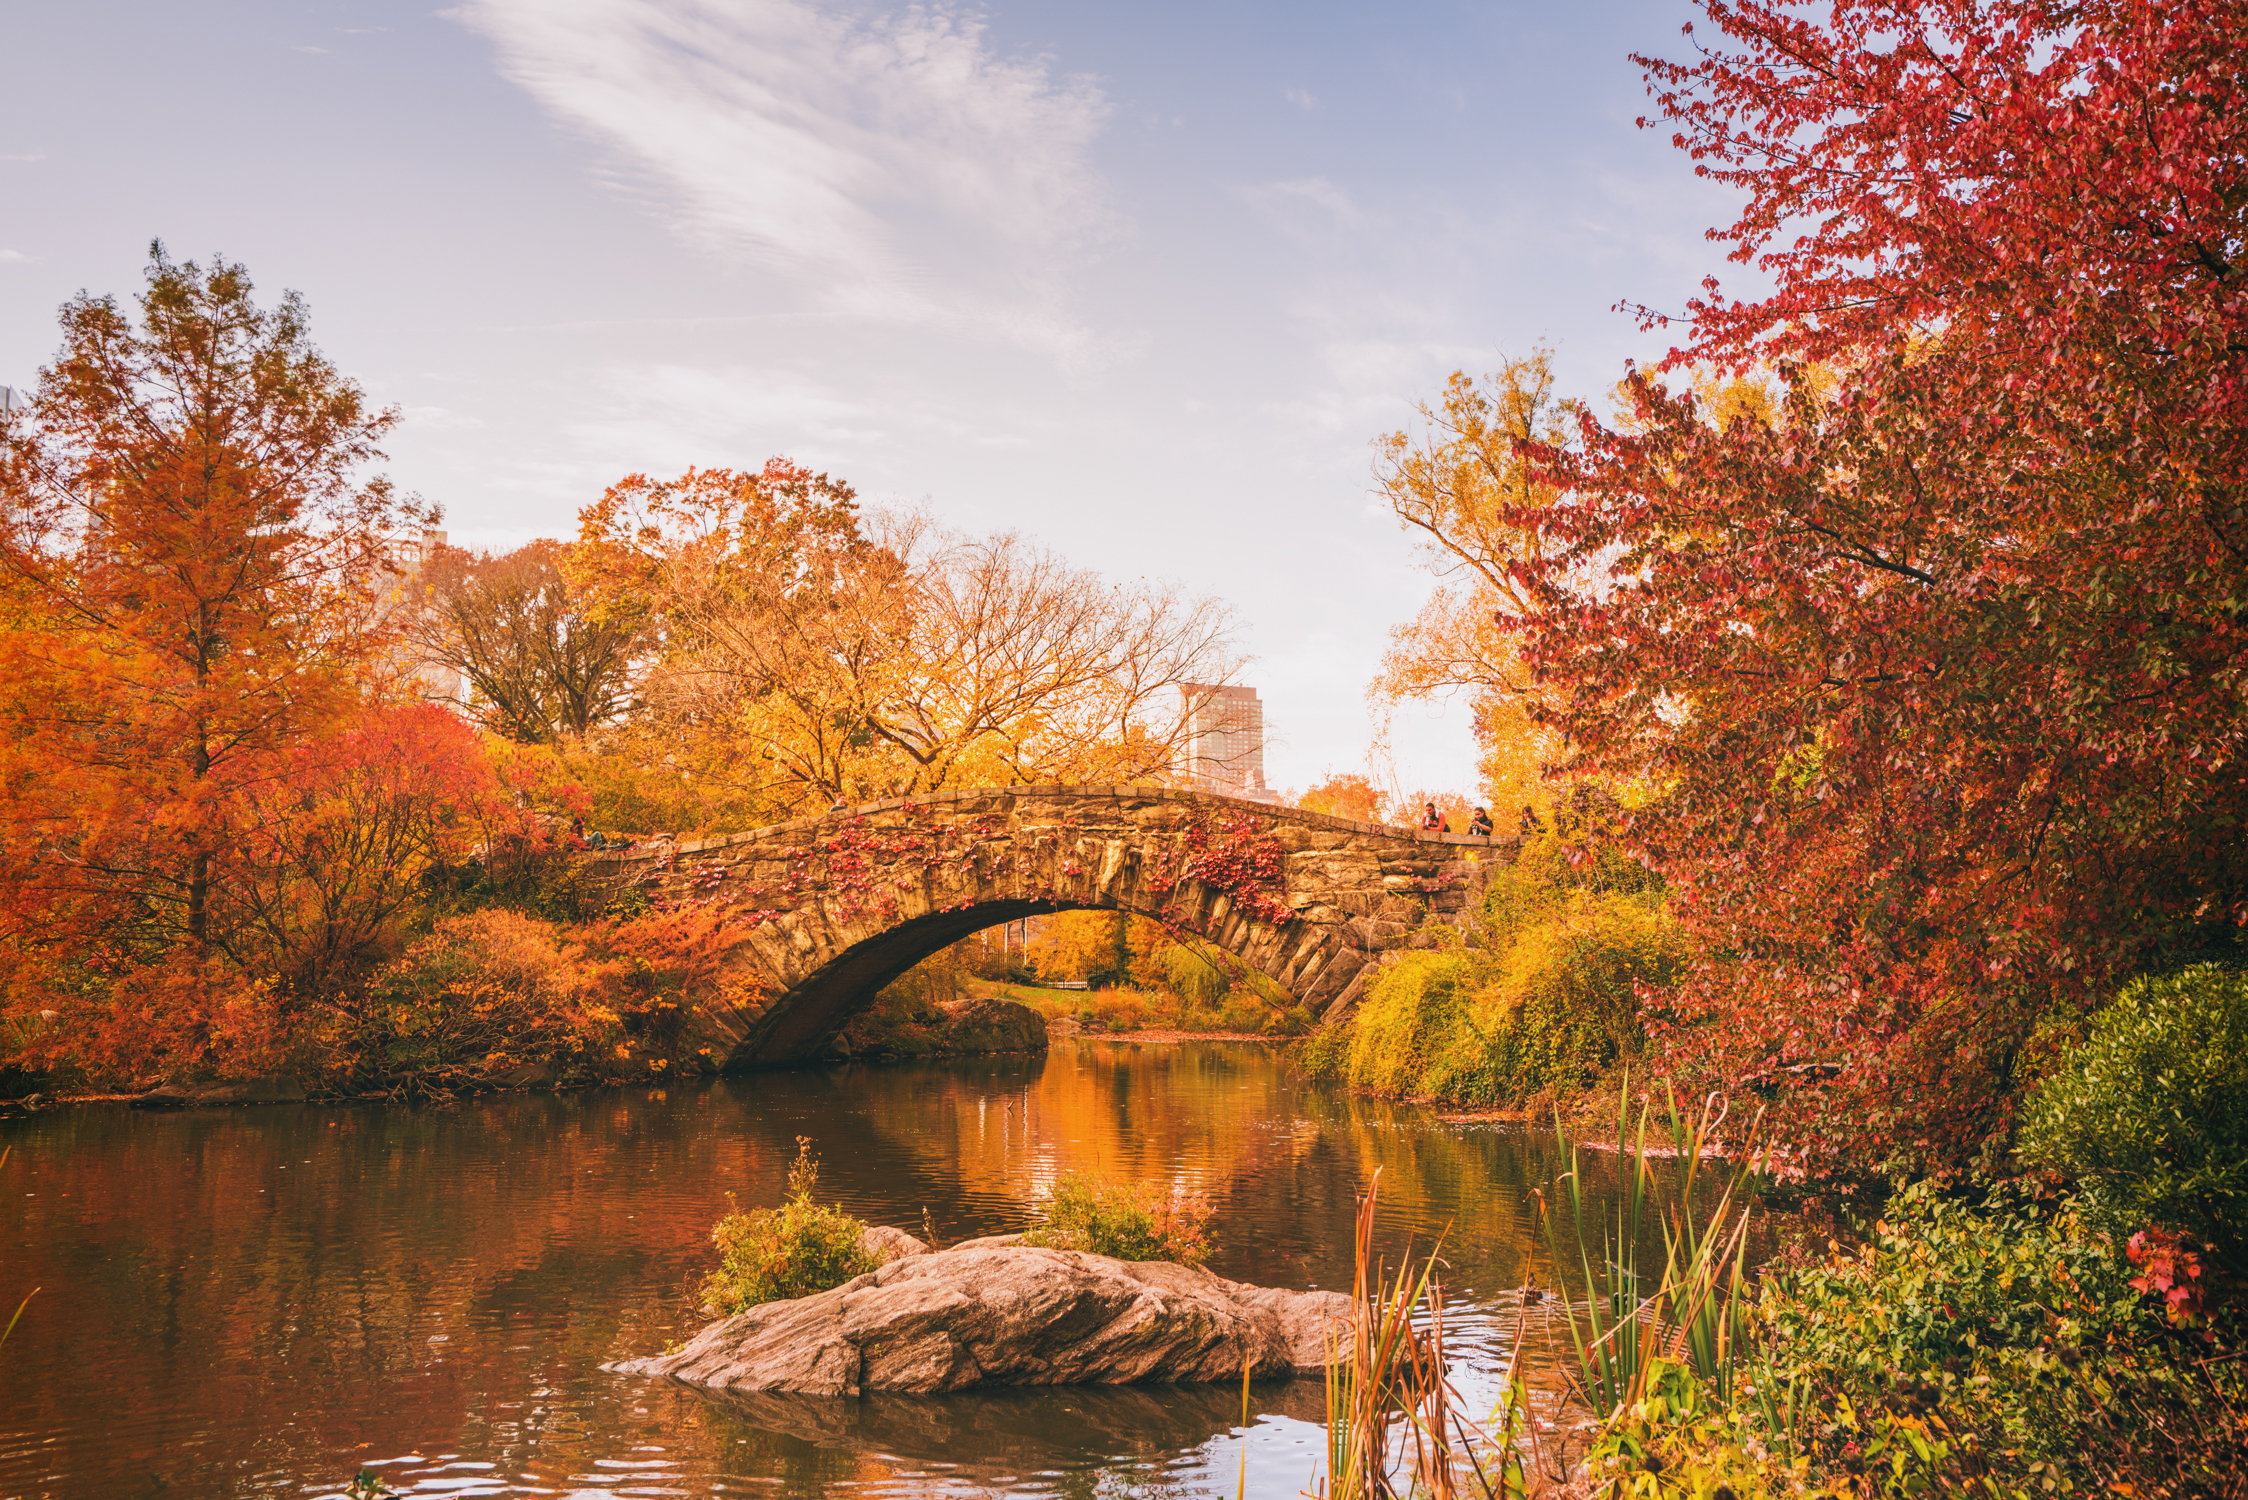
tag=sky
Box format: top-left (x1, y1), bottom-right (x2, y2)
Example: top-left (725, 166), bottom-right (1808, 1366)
top-left (0, 0), bottom-right (1736, 800)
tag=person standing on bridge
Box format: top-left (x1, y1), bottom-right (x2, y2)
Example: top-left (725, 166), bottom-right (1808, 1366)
top-left (1468, 807), bottom-right (1494, 838)
top-left (1419, 800), bottom-right (1447, 834)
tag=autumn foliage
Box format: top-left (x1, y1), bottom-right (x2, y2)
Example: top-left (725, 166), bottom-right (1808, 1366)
top-left (566, 461), bottom-right (1239, 825)
top-left (1455, 1), bottom-right (2248, 1172)
top-left (0, 250), bottom-right (449, 1080)
top-left (0, 249), bottom-right (1250, 1094)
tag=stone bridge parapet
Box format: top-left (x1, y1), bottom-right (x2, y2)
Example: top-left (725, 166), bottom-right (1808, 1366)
top-left (588, 784), bottom-right (1514, 1067)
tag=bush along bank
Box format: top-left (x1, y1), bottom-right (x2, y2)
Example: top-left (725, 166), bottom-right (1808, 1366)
top-left (1301, 799), bottom-right (1687, 1109)
top-left (1588, 1182), bottom-right (2244, 1497)
top-left (1326, 1074), bottom-right (2245, 1499)
top-left (96, 898), bottom-right (778, 1108)
top-left (1611, 971), bottom-right (2245, 1495)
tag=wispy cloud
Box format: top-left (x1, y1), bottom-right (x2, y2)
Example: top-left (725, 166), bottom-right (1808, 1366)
top-left (1253, 176), bottom-right (1365, 230)
top-left (1285, 86), bottom-right (1317, 111)
top-left (0, 153), bottom-right (46, 163)
top-left (0, 249), bottom-right (29, 264)
top-left (293, 44), bottom-right (333, 54)
top-left (449, 0), bottom-right (1117, 361)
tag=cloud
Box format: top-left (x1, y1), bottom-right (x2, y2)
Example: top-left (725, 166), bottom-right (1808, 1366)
top-left (1285, 86), bottom-right (1317, 111)
top-left (401, 404), bottom-right (487, 432)
top-left (1255, 177), bottom-right (1364, 229)
top-left (293, 44), bottom-right (333, 54)
top-left (449, 0), bottom-right (1117, 360)
top-left (0, 250), bottom-right (28, 264)
top-left (0, 153), bottom-right (46, 163)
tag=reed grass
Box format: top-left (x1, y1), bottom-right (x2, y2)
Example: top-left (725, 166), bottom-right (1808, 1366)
top-left (1539, 1074), bottom-right (1763, 1420)
top-left (1311, 1078), bottom-right (1765, 1498)
top-left (0, 1148), bottom-right (33, 1353)
top-left (1313, 1170), bottom-right (1534, 1499)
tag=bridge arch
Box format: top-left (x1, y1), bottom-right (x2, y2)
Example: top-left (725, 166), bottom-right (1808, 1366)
top-left (597, 785), bottom-right (1506, 1067)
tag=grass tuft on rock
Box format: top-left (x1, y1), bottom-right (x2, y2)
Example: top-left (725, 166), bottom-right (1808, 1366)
top-left (701, 1137), bottom-right (879, 1315)
top-left (1023, 1173), bottom-right (1215, 1266)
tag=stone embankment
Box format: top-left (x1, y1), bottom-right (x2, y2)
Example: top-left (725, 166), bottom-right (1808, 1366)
top-left (616, 1228), bottom-right (1350, 1396)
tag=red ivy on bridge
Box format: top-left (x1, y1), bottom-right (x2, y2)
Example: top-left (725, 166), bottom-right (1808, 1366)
top-left (649, 803), bottom-right (1302, 937)
top-left (1144, 813), bottom-right (1297, 928)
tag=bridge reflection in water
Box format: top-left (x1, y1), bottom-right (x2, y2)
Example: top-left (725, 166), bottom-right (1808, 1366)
top-left (0, 1040), bottom-right (1707, 1500)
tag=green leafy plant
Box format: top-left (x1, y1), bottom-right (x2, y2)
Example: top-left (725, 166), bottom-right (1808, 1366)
top-left (1022, 1173), bottom-right (1215, 1266)
top-left (1746, 1181), bottom-right (2247, 1497)
top-left (701, 1137), bottom-right (880, 1315)
top-left (2017, 964), bottom-right (2248, 1264)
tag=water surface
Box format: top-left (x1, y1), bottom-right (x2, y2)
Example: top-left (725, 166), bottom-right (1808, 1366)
top-left (2, 1040), bottom-right (1640, 1500)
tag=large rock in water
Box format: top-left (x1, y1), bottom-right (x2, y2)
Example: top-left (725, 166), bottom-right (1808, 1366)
top-left (937, 996), bottom-right (1047, 1054)
top-left (615, 1237), bottom-right (1349, 1396)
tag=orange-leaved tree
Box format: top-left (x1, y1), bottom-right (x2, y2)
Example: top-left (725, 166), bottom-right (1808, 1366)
top-left (0, 246), bottom-right (430, 1076)
top-left (1297, 772), bottom-right (1387, 824)
top-left (574, 461), bottom-right (1240, 825)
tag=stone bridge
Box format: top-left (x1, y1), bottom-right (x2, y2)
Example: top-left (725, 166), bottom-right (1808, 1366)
top-left (592, 785), bottom-right (1512, 1068)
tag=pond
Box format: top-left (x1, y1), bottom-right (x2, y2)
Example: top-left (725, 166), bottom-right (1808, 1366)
top-left (1, 1040), bottom-right (1666, 1500)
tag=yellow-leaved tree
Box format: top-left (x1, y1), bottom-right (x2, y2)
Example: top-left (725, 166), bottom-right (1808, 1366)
top-left (1371, 351), bottom-right (1576, 818)
top-left (571, 461), bottom-right (1242, 831)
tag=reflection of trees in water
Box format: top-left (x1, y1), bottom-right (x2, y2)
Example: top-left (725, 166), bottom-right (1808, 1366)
top-left (0, 1045), bottom-right (1748, 1498)
top-left (837, 1049), bottom-right (1550, 1282)
top-left (801, 1042), bottom-right (1670, 1311)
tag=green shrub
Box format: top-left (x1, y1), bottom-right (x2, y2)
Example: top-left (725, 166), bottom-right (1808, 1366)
top-left (1747, 1181), bottom-right (2245, 1495)
top-left (2018, 964), bottom-right (2248, 1262)
top-left (1333, 948), bottom-right (1483, 1097)
top-left (1448, 888), bottom-right (1683, 1102)
top-left (702, 1138), bottom-right (881, 1314)
top-left (1301, 882), bottom-right (1684, 1106)
top-left (1022, 1173), bottom-right (1214, 1265)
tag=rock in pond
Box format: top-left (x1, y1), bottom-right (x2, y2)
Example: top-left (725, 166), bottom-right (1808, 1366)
top-left (937, 996), bottom-right (1048, 1054)
top-left (130, 1085), bottom-right (196, 1109)
top-left (615, 1238), bottom-right (1350, 1396)
top-left (131, 1075), bottom-right (306, 1108)
top-left (191, 1075), bottom-right (306, 1106)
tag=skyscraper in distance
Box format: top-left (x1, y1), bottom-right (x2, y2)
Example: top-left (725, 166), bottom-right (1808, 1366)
top-left (1178, 684), bottom-right (1280, 803)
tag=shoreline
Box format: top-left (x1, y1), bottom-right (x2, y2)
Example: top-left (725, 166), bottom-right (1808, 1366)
top-left (1067, 1027), bottom-right (1287, 1045)
top-left (12, 1031), bottom-right (1290, 1111)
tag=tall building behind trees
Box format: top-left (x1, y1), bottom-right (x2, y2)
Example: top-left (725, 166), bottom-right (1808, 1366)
top-left (1177, 684), bottom-right (1278, 803)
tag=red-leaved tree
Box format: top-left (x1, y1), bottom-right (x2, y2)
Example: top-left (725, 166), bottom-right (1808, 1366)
top-left (1502, 1), bottom-right (2248, 1174)
top-left (219, 703), bottom-right (515, 1006)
